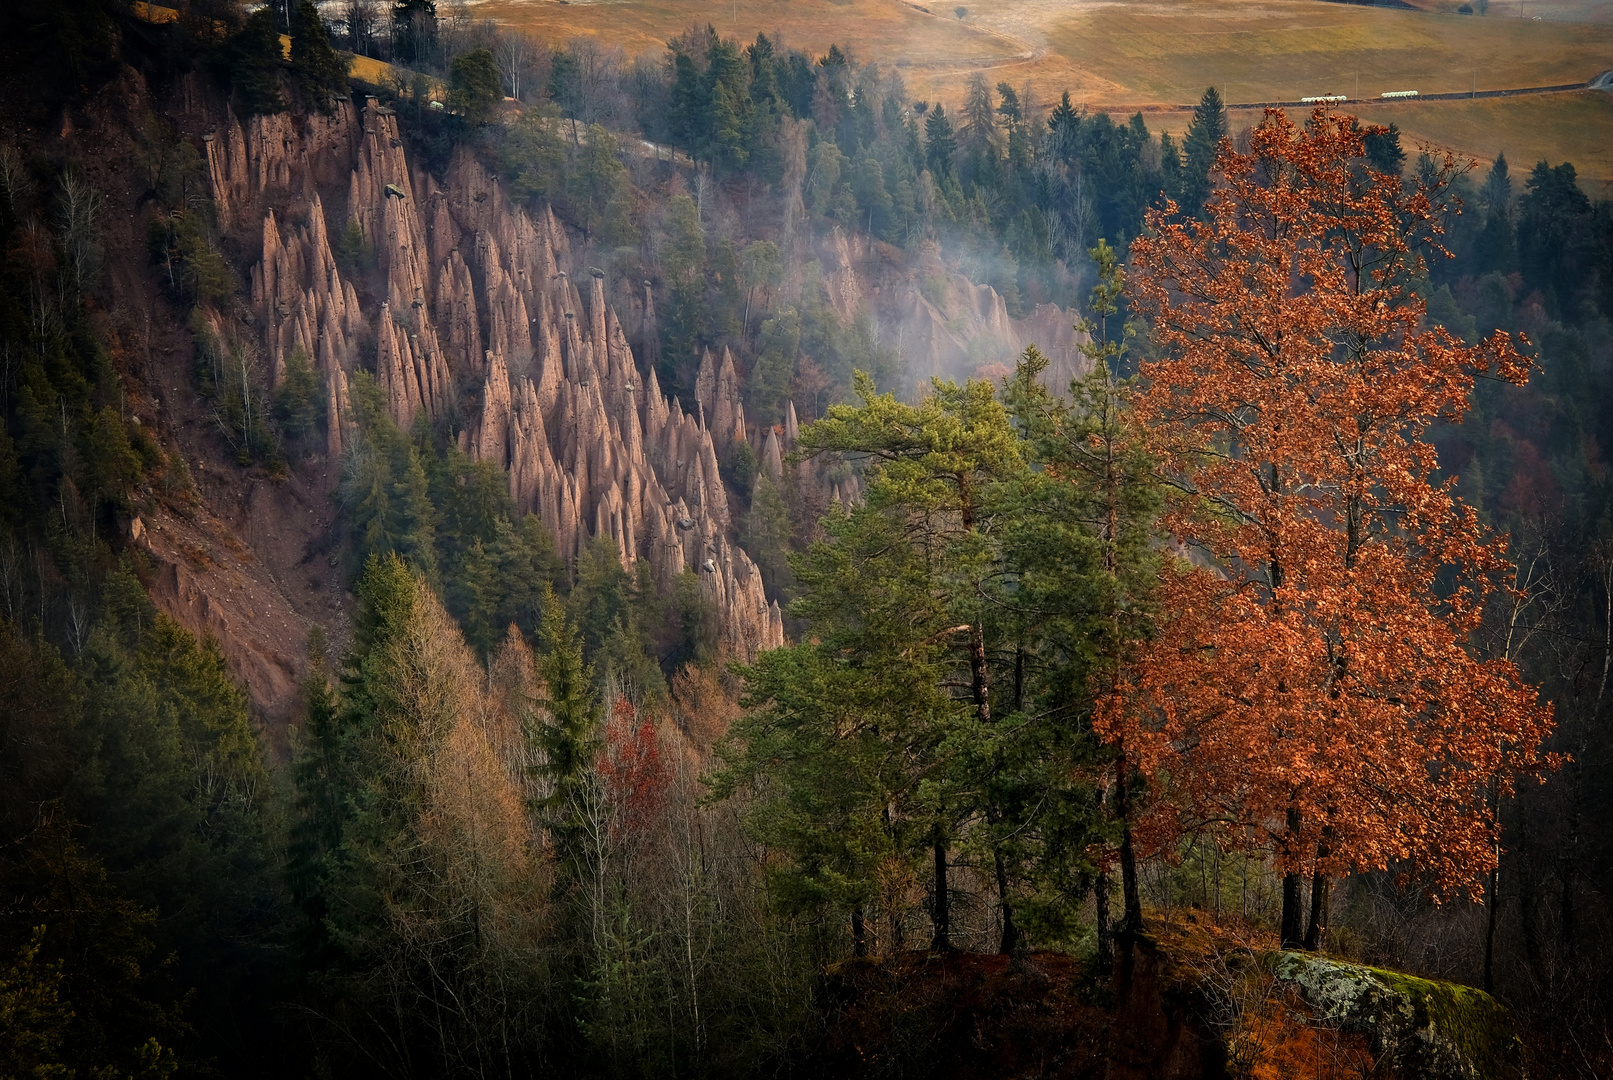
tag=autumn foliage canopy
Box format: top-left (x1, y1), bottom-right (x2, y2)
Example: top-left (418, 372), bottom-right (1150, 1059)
top-left (1107, 109), bottom-right (1555, 898)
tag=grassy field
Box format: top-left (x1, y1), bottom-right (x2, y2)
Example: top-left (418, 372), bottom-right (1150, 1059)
top-left (476, 0), bottom-right (1026, 81)
top-left (1032, 0), bottom-right (1613, 105)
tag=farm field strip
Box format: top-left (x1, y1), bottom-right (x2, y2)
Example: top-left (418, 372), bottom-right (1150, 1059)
top-left (1030, 0), bottom-right (1613, 106)
top-left (477, 0), bottom-right (1024, 79)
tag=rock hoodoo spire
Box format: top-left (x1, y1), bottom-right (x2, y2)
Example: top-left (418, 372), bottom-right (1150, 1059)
top-left (221, 102), bottom-right (782, 658)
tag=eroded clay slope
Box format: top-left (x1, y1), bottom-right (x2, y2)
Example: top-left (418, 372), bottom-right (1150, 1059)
top-left (206, 98), bottom-right (784, 661)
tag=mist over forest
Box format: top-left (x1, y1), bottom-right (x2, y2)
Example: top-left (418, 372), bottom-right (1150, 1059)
top-left (0, 1), bottom-right (1610, 1077)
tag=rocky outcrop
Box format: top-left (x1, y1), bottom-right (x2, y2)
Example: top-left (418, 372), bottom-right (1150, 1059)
top-left (205, 100), bottom-right (362, 230)
top-left (1271, 952), bottom-right (1526, 1080)
top-left (248, 194), bottom-right (361, 441)
top-left (882, 273), bottom-right (1089, 389)
top-left (220, 104), bottom-right (783, 660)
top-left (751, 396), bottom-right (863, 524)
top-left (811, 226), bottom-right (1090, 391)
top-left (694, 346), bottom-right (747, 457)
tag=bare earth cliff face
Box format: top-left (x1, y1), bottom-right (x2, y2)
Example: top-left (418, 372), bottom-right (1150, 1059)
top-left (203, 96), bottom-right (784, 674)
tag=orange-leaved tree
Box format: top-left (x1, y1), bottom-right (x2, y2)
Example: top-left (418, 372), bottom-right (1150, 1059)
top-left (1109, 108), bottom-right (1555, 949)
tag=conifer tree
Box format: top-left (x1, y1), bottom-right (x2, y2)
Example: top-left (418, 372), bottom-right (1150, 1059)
top-left (800, 373), bottom-right (1025, 952)
top-left (1002, 241), bottom-right (1161, 971)
top-left (716, 495), bottom-right (963, 956)
top-left (1047, 91), bottom-right (1081, 165)
top-left (290, 0), bottom-right (350, 114)
top-left (295, 554), bottom-right (542, 1071)
top-left (391, 0), bottom-right (437, 65)
top-left (1181, 86), bottom-right (1227, 214)
top-left (1472, 154), bottom-right (1518, 275)
top-left (533, 594), bottom-right (603, 882)
top-left (219, 7), bottom-right (287, 114)
top-left (925, 105), bottom-right (956, 178)
top-left (703, 37), bottom-right (753, 172)
top-left (571, 124), bottom-right (636, 244)
top-left (1363, 120), bottom-right (1407, 175)
top-left (448, 47), bottom-right (502, 126)
top-left (960, 73), bottom-right (999, 157)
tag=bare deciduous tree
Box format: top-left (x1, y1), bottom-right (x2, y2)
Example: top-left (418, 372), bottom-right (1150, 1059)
top-left (55, 171), bottom-right (102, 300)
top-left (343, 0), bottom-right (382, 57)
top-left (496, 31), bottom-right (531, 101)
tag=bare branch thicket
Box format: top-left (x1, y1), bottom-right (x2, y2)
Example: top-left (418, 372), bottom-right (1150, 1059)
top-left (55, 171), bottom-right (102, 300)
top-left (344, 0), bottom-right (383, 57)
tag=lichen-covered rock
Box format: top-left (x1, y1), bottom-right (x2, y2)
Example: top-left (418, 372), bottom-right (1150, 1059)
top-left (1271, 952), bottom-right (1527, 1080)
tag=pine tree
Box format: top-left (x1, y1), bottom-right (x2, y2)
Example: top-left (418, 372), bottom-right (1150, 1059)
top-left (298, 554), bottom-right (542, 1071)
top-left (959, 73), bottom-right (999, 157)
top-left (925, 105), bottom-right (956, 178)
top-left (1001, 240), bottom-right (1162, 971)
top-left (997, 81), bottom-right (1031, 172)
top-left (532, 595), bottom-right (602, 882)
top-left (1047, 91), bottom-right (1081, 166)
top-left (1518, 159), bottom-right (1592, 318)
top-left (219, 7), bottom-right (286, 114)
top-left (1159, 131), bottom-right (1184, 210)
top-left (1482, 152), bottom-right (1513, 213)
top-left (290, 0), bottom-right (350, 114)
top-left (1181, 86), bottom-right (1226, 214)
top-left (1363, 120), bottom-right (1407, 176)
top-left (800, 372), bottom-right (1026, 952)
top-left (394, 444), bottom-right (439, 585)
top-left (288, 627), bottom-right (344, 967)
top-left (570, 124), bottom-right (636, 244)
top-left (703, 37), bottom-right (753, 172)
top-left (391, 0), bottom-right (437, 66)
top-left (715, 495), bottom-right (963, 956)
top-left (448, 47), bottom-right (502, 126)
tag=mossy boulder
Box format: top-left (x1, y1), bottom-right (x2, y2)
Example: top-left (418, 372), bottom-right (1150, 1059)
top-left (1270, 951), bottom-right (1526, 1080)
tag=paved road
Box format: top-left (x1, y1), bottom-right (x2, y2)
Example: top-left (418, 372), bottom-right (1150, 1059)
top-left (1207, 82), bottom-right (1596, 112)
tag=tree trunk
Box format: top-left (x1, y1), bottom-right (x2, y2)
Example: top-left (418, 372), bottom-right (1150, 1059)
top-left (968, 624), bottom-right (990, 724)
top-left (1560, 750), bottom-right (1582, 953)
top-left (1096, 865), bottom-right (1114, 977)
top-left (1013, 645), bottom-right (1025, 716)
top-left (852, 905), bottom-right (868, 957)
top-left (931, 835), bottom-right (951, 952)
top-left (1281, 873), bottom-right (1305, 949)
top-left (1483, 860), bottom-right (1498, 994)
top-left (965, 619), bottom-right (1018, 956)
top-left (993, 837), bottom-right (1018, 955)
top-left (1115, 752), bottom-right (1142, 938)
top-left (1303, 870), bottom-right (1331, 952)
top-left (1517, 796), bottom-right (1543, 979)
top-left (1280, 805), bottom-right (1305, 948)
